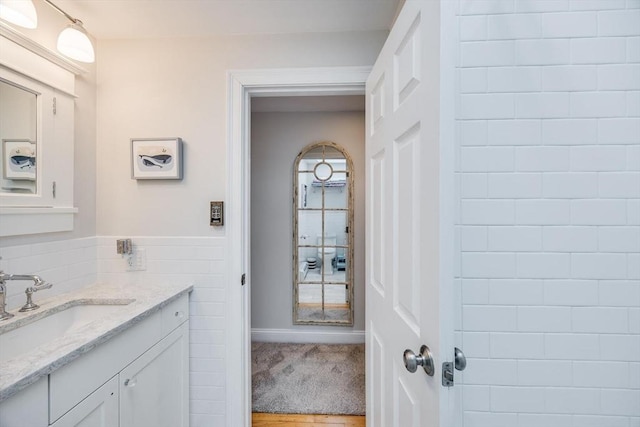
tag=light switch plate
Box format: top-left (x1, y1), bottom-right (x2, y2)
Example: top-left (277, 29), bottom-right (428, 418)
top-left (210, 201), bottom-right (224, 226)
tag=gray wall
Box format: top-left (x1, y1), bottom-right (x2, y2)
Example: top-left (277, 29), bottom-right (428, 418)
top-left (251, 111), bottom-right (365, 333)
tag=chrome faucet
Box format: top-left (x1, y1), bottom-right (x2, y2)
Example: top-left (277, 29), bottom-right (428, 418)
top-left (0, 271), bottom-right (53, 319)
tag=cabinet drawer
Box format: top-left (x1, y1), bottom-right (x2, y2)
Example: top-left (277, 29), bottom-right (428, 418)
top-left (161, 293), bottom-right (189, 335)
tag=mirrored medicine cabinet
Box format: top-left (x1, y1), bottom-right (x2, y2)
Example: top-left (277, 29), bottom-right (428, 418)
top-left (293, 141), bottom-right (354, 326)
top-left (0, 26), bottom-right (80, 236)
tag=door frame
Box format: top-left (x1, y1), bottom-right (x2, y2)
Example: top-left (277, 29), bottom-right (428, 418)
top-left (226, 66), bottom-right (371, 427)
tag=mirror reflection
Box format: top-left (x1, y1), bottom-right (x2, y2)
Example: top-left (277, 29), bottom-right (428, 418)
top-left (294, 142), bottom-right (354, 325)
top-left (0, 79), bottom-right (38, 194)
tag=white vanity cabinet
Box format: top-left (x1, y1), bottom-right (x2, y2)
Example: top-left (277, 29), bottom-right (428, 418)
top-left (49, 294), bottom-right (190, 427)
top-left (0, 293), bottom-right (190, 427)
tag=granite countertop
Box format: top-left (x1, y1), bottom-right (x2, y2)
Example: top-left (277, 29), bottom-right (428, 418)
top-left (0, 281), bottom-right (193, 402)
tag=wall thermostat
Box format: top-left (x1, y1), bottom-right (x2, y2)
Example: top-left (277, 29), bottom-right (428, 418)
top-left (210, 201), bottom-right (224, 226)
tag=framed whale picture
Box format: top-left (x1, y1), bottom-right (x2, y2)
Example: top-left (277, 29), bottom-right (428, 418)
top-left (3, 139), bottom-right (36, 181)
top-left (131, 137), bottom-right (183, 180)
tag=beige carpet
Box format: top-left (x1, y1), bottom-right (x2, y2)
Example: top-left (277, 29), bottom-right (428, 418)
top-left (251, 342), bottom-right (365, 415)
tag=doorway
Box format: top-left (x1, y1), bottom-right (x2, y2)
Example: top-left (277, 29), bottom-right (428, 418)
top-left (249, 96), bottom-right (366, 418)
top-left (226, 67), bottom-right (370, 426)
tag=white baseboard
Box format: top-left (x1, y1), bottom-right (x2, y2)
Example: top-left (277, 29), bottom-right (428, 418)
top-left (251, 328), bottom-right (365, 344)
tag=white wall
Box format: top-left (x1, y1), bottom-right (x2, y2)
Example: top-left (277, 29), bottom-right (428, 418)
top-left (95, 32), bottom-right (385, 237)
top-left (456, 0), bottom-right (640, 425)
top-left (250, 111), bottom-right (366, 336)
top-left (95, 33), bottom-right (384, 425)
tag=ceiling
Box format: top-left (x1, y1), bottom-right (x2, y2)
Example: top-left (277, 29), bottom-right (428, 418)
top-left (53, 0), bottom-right (402, 40)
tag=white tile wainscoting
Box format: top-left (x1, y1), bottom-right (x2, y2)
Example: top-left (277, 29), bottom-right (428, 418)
top-left (0, 236), bottom-right (227, 426)
top-left (456, 0), bottom-right (640, 425)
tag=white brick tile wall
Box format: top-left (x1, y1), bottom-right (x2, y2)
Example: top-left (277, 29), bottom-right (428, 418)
top-left (460, 93), bottom-right (515, 119)
top-left (490, 386), bottom-right (546, 412)
top-left (628, 37), bottom-right (640, 62)
top-left (599, 118), bottom-right (640, 144)
top-left (489, 279), bottom-right (544, 304)
top-left (460, 120), bottom-right (488, 145)
top-left (628, 91), bottom-right (640, 116)
top-left (516, 200), bottom-right (571, 224)
top-left (459, 0), bottom-right (515, 16)
top-left (487, 227), bottom-right (543, 252)
top-left (543, 279), bottom-right (599, 305)
top-left (542, 65), bottom-right (598, 91)
top-left (515, 39), bottom-right (570, 65)
top-left (517, 360), bottom-right (573, 386)
top-left (571, 199), bottom-right (627, 225)
top-left (488, 14), bottom-right (542, 40)
top-left (516, 146), bottom-right (570, 171)
top-left (515, 0), bottom-right (569, 13)
top-left (488, 120), bottom-right (541, 145)
top-left (542, 12), bottom-right (598, 38)
top-left (488, 66), bottom-right (541, 92)
top-left (488, 173), bottom-right (542, 198)
top-left (570, 92), bottom-right (627, 118)
top-left (542, 119), bottom-right (598, 145)
top-left (543, 226), bottom-right (598, 252)
top-left (461, 41), bottom-right (515, 67)
top-left (460, 68), bottom-right (488, 93)
top-left (458, 2), bottom-right (639, 422)
top-left (518, 413), bottom-right (572, 427)
top-left (542, 172), bottom-right (598, 198)
top-left (516, 93), bottom-right (570, 118)
top-left (459, 15), bottom-right (488, 41)
top-left (598, 9), bottom-right (640, 37)
top-left (570, 0), bottom-right (626, 11)
top-left (571, 37), bottom-right (627, 64)
top-left (517, 306), bottom-right (572, 331)
top-left (461, 173), bottom-right (488, 198)
top-left (572, 415), bottom-right (631, 427)
top-left (490, 332), bottom-right (546, 359)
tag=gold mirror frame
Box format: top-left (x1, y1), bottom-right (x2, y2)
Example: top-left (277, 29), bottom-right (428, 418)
top-left (293, 141), bottom-right (354, 325)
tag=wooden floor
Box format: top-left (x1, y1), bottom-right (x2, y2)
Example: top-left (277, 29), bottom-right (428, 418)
top-left (252, 413), bottom-right (365, 427)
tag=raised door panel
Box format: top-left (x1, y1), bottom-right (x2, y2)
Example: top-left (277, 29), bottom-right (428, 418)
top-left (50, 376), bottom-right (118, 427)
top-left (120, 321), bottom-right (189, 427)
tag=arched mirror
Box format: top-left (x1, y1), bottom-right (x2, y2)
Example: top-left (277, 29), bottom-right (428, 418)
top-left (293, 142), bottom-right (354, 325)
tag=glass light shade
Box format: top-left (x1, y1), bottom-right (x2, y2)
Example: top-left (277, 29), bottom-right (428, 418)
top-left (57, 22), bottom-right (95, 63)
top-left (0, 0), bottom-right (37, 28)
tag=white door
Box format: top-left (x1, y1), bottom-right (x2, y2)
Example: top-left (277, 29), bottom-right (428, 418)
top-left (366, 1), bottom-right (455, 426)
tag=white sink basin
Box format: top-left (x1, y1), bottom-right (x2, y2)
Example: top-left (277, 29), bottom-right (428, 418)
top-left (0, 300), bottom-right (135, 363)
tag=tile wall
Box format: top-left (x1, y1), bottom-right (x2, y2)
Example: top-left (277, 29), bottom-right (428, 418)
top-left (456, 0), bottom-right (640, 425)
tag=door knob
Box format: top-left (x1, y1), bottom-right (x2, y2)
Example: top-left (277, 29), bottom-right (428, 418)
top-left (442, 347), bottom-right (467, 387)
top-left (403, 345), bottom-right (434, 376)
top-left (454, 347), bottom-right (466, 371)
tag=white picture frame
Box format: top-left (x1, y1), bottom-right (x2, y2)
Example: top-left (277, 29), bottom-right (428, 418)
top-left (2, 139), bottom-right (36, 181)
top-left (131, 137), bottom-right (183, 180)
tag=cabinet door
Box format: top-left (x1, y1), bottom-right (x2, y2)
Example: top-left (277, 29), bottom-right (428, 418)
top-left (50, 376), bottom-right (118, 427)
top-left (120, 321), bottom-right (189, 427)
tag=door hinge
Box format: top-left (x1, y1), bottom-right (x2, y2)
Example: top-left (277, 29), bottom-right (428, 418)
top-left (53, 97), bottom-right (57, 115)
top-left (241, 273), bottom-right (246, 286)
top-left (52, 181), bottom-right (56, 198)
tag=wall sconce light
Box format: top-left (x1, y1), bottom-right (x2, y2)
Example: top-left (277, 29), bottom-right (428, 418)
top-left (0, 0), bottom-right (95, 63)
top-left (44, 0), bottom-right (95, 63)
top-left (0, 0), bottom-right (38, 29)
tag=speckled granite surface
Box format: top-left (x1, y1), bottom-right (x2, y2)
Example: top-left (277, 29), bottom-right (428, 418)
top-left (0, 281), bottom-right (192, 402)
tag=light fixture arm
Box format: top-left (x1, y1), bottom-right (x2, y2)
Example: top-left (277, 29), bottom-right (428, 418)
top-left (42, 0), bottom-right (81, 25)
